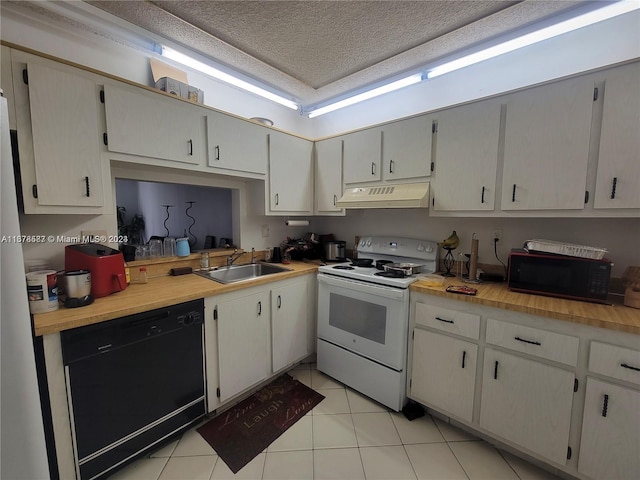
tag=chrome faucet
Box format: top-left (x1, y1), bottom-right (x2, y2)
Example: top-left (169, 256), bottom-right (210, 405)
top-left (227, 248), bottom-right (244, 266)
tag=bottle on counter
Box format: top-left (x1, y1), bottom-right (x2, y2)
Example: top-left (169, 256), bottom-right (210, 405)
top-left (139, 267), bottom-right (148, 284)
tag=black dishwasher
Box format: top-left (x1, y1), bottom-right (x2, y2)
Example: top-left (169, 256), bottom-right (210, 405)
top-left (61, 299), bottom-right (206, 480)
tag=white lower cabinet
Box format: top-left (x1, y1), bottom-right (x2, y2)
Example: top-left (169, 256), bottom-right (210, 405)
top-left (204, 274), bottom-right (315, 411)
top-left (479, 348), bottom-right (575, 465)
top-left (410, 329), bottom-right (477, 422)
top-left (215, 288), bottom-right (271, 404)
top-left (271, 279), bottom-right (310, 372)
top-left (578, 377), bottom-right (640, 480)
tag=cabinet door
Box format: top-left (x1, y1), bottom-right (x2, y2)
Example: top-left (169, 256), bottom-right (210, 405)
top-left (26, 63), bottom-right (103, 207)
top-left (480, 348), bottom-right (575, 465)
top-left (578, 378), bottom-right (640, 480)
top-left (271, 280), bottom-right (309, 372)
top-left (343, 128), bottom-right (382, 184)
top-left (594, 63), bottom-right (640, 209)
top-left (207, 113), bottom-right (267, 175)
top-left (104, 84), bottom-right (205, 165)
top-left (382, 116), bottom-right (432, 181)
top-left (315, 138), bottom-right (344, 215)
top-left (216, 290), bottom-right (271, 403)
top-left (501, 77), bottom-right (595, 210)
top-left (268, 132), bottom-right (313, 213)
top-left (433, 101), bottom-right (501, 211)
top-left (410, 329), bottom-right (477, 422)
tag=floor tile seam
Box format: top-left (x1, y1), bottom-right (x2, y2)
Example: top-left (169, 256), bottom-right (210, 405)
top-left (496, 449), bottom-right (525, 480)
top-left (444, 441), bottom-right (473, 480)
top-left (400, 443), bottom-right (421, 480)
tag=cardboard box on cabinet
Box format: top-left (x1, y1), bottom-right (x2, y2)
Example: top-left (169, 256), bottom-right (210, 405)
top-left (155, 77), bottom-right (204, 104)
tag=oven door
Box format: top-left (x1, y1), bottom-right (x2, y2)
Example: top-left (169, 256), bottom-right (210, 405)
top-left (317, 273), bottom-right (409, 370)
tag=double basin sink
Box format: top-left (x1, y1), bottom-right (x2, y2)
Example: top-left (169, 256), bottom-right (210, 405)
top-left (196, 262), bottom-right (292, 284)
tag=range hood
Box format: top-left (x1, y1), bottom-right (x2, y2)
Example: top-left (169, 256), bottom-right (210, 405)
top-left (336, 182), bottom-right (430, 209)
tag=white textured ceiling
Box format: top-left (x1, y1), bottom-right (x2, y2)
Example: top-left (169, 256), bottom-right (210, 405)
top-left (16, 0), bottom-right (608, 106)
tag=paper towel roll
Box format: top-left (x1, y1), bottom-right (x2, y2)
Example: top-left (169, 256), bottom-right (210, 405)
top-left (285, 220), bottom-right (310, 227)
top-left (26, 270), bottom-right (59, 313)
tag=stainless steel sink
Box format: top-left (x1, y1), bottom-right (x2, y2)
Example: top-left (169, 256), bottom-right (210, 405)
top-left (196, 262), bottom-right (292, 284)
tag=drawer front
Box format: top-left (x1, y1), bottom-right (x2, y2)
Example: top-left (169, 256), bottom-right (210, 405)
top-left (415, 302), bottom-right (480, 340)
top-left (486, 318), bottom-right (579, 366)
top-left (589, 341), bottom-right (640, 386)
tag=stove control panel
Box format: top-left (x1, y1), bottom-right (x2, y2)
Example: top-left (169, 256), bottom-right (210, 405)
top-left (357, 236), bottom-right (438, 260)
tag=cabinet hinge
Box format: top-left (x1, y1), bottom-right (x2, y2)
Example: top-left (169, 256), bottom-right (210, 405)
top-left (430, 161), bottom-right (435, 172)
top-left (103, 133), bottom-right (108, 146)
top-left (584, 190), bottom-right (589, 204)
top-left (593, 87), bottom-right (598, 101)
top-left (574, 378), bottom-right (579, 392)
top-left (22, 69), bottom-right (28, 85)
top-left (99, 90), bottom-right (105, 103)
top-left (32, 184), bottom-right (38, 199)
top-left (216, 387), bottom-right (220, 398)
top-left (567, 446), bottom-right (572, 460)
top-left (213, 307), bottom-right (218, 320)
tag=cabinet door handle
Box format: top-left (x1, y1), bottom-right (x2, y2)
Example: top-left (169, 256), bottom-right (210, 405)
top-left (215, 145), bottom-right (220, 160)
top-left (275, 193), bottom-right (279, 206)
top-left (610, 177), bottom-right (617, 199)
top-left (188, 139), bottom-right (193, 156)
top-left (481, 186), bottom-right (485, 204)
top-left (333, 194), bottom-right (337, 206)
top-left (84, 176), bottom-right (90, 197)
top-left (277, 295), bottom-right (282, 309)
top-left (389, 159), bottom-right (394, 174)
top-left (462, 351), bottom-right (467, 369)
top-left (512, 184), bottom-right (517, 202)
top-left (258, 301), bottom-right (262, 316)
top-left (514, 336), bottom-right (541, 346)
top-left (621, 363), bottom-right (640, 372)
top-left (371, 162), bottom-right (376, 175)
top-left (494, 360), bottom-right (499, 380)
top-left (602, 394), bottom-right (609, 417)
top-left (435, 316), bottom-right (454, 324)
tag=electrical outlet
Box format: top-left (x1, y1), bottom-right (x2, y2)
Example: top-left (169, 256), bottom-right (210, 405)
top-left (492, 229), bottom-right (503, 245)
top-left (261, 224), bottom-right (270, 238)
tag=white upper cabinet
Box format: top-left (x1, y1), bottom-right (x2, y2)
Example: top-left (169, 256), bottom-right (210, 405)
top-left (432, 100), bottom-right (501, 211)
top-left (314, 137), bottom-right (345, 215)
top-left (382, 115), bottom-right (432, 181)
top-left (267, 132), bottom-right (314, 214)
top-left (11, 55), bottom-right (108, 213)
top-left (207, 113), bottom-right (267, 177)
top-left (104, 83), bottom-right (205, 166)
top-left (501, 76), bottom-right (595, 210)
top-left (343, 128), bottom-right (383, 184)
top-left (593, 63), bottom-right (640, 209)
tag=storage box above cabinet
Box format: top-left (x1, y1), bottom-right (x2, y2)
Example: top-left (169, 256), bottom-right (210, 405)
top-left (103, 83), bottom-right (206, 166)
top-left (206, 113), bottom-right (267, 177)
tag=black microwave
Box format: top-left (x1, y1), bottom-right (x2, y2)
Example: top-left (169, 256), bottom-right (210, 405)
top-left (507, 249), bottom-right (612, 304)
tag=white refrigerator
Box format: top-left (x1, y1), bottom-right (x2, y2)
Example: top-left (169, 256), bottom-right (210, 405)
top-left (1, 95), bottom-right (50, 478)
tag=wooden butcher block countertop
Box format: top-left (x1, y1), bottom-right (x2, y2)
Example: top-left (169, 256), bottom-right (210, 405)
top-left (411, 278), bottom-right (640, 335)
top-left (33, 262), bottom-right (318, 336)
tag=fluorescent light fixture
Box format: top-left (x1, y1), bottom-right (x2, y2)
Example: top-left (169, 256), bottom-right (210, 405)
top-left (427, 0), bottom-right (640, 79)
top-left (161, 46), bottom-right (299, 110)
top-left (307, 73), bottom-right (424, 118)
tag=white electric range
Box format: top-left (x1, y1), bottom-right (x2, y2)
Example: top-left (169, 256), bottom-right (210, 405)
top-left (317, 236), bottom-right (438, 411)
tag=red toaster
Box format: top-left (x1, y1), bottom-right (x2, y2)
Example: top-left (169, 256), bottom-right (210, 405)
top-left (65, 244), bottom-right (127, 298)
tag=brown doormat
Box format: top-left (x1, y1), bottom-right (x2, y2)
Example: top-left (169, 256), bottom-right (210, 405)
top-left (197, 373), bottom-right (324, 473)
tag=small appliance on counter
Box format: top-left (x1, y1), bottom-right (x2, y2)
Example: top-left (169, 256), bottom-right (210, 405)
top-left (322, 240), bottom-right (346, 262)
top-left (61, 270), bottom-right (93, 308)
top-left (507, 247), bottom-right (612, 304)
top-left (65, 243), bottom-right (127, 298)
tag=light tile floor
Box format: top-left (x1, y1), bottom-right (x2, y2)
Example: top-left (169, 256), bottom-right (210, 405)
top-left (110, 364), bottom-right (564, 480)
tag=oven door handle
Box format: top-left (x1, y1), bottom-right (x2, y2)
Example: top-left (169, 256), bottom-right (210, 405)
top-left (317, 273), bottom-right (407, 300)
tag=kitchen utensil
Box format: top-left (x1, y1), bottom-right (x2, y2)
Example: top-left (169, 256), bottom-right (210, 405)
top-left (350, 258), bottom-right (373, 267)
top-left (63, 270), bottom-right (94, 308)
top-left (163, 237), bottom-right (176, 257)
top-left (176, 237), bottom-right (190, 257)
top-left (323, 241), bottom-right (346, 261)
top-left (135, 244), bottom-right (150, 260)
top-left (383, 262), bottom-right (423, 275)
top-left (149, 239), bottom-right (163, 258)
